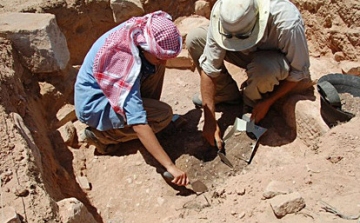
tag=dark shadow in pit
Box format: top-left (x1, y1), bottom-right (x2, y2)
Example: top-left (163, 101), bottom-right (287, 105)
top-left (215, 86), bottom-right (317, 148)
top-left (257, 86), bottom-right (316, 147)
top-left (102, 139), bottom-right (141, 157)
top-left (215, 71), bottom-right (318, 146)
top-left (150, 87), bottom-right (318, 193)
top-left (144, 108), bottom-right (209, 195)
top-left (153, 108), bottom-right (244, 195)
top-left (102, 108), bottom-right (217, 196)
top-left (98, 87), bottom-right (316, 196)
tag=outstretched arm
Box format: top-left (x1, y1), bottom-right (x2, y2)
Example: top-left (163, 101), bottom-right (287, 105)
top-left (251, 80), bottom-right (298, 123)
top-left (200, 70), bottom-right (223, 149)
top-left (132, 124), bottom-right (189, 186)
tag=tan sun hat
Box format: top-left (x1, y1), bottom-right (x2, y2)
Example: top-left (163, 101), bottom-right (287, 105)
top-left (211, 0), bottom-right (270, 51)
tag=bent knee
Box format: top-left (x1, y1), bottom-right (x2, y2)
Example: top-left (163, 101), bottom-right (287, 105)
top-left (185, 26), bottom-right (208, 52)
top-left (247, 52), bottom-right (290, 83)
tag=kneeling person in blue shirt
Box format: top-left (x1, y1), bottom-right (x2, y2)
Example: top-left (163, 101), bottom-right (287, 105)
top-left (74, 11), bottom-right (189, 186)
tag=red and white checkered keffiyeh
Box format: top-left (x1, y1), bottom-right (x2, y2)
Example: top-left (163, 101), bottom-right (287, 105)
top-left (93, 10), bottom-right (182, 120)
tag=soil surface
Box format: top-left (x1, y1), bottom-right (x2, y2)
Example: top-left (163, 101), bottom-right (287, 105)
top-left (1, 0), bottom-right (360, 223)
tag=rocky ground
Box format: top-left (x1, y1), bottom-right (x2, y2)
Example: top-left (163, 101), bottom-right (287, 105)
top-left (0, 0), bottom-right (360, 223)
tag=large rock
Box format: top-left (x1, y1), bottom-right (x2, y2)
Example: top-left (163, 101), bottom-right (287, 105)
top-left (194, 0), bottom-right (211, 19)
top-left (175, 15), bottom-right (210, 42)
top-left (280, 91), bottom-right (330, 147)
top-left (110, 0), bottom-right (144, 23)
top-left (166, 49), bottom-right (193, 70)
top-left (57, 198), bottom-right (97, 223)
top-left (270, 192), bottom-right (306, 218)
top-left (0, 12), bottom-right (70, 73)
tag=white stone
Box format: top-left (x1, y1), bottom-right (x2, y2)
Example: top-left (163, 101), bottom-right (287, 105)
top-left (194, 0), bottom-right (211, 18)
top-left (166, 49), bottom-right (193, 69)
top-left (54, 104), bottom-right (76, 128)
top-left (0, 12), bottom-right (70, 73)
top-left (263, 180), bottom-right (292, 199)
top-left (0, 206), bottom-right (21, 223)
top-left (76, 176), bottom-right (91, 190)
top-left (57, 197), bottom-right (97, 223)
top-left (175, 15), bottom-right (209, 42)
top-left (270, 192), bottom-right (306, 218)
top-left (58, 121), bottom-right (76, 146)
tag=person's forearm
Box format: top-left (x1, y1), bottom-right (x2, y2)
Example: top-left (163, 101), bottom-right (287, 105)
top-left (265, 80), bottom-right (298, 105)
top-left (132, 124), bottom-right (175, 169)
top-left (200, 70), bottom-right (216, 119)
top-left (132, 123), bottom-right (189, 186)
top-left (251, 80), bottom-right (299, 123)
top-left (200, 70), bottom-right (222, 146)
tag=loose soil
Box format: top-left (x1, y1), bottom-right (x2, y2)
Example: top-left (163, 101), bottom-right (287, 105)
top-left (1, 0), bottom-right (360, 223)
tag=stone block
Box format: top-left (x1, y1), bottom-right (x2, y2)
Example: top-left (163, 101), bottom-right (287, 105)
top-left (0, 12), bottom-right (70, 73)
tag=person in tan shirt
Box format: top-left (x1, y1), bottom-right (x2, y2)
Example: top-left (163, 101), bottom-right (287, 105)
top-left (186, 0), bottom-right (312, 149)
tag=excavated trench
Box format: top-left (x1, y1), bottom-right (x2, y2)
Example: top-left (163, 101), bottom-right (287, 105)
top-left (16, 51), bottom-right (309, 223)
top-left (0, 3), bottom-right (221, 222)
top-left (2, 31), bottom-right (300, 223)
top-left (2, 1), bottom-right (360, 222)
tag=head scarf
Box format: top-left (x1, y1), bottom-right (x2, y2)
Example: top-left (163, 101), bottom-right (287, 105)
top-left (93, 11), bottom-right (182, 119)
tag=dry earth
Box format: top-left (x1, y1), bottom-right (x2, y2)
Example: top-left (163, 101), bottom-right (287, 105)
top-left (1, 0), bottom-right (360, 223)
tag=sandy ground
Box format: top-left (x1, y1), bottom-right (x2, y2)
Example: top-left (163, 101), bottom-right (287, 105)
top-left (0, 0), bottom-right (360, 222)
top-left (68, 57), bottom-right (360, 223)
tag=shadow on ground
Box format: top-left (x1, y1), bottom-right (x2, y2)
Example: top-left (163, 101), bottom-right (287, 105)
top-left (156, 89), bottom-right (316, 194)
top-left (91, 88), bottom-right (317, 196)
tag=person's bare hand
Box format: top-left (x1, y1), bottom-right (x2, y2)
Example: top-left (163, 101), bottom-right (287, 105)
top-left (167, 166), bottom-right (189, 186)
top-left (203, 120), bottom-right (223, 149)
top-left (214, 137), bottom-right (224, 150)
top-left (250, 100), bottom-right (271, 123)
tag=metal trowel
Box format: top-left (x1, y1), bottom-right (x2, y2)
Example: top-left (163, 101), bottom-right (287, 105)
top-left (214, 139), bottom-right (234, 168)
top-left (163, 171), bottom-right (208, 193)
top-left (222, 114), bottom-right (267, 164)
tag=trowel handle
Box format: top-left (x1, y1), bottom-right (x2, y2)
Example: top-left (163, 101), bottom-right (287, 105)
top-left (163, 171), bottom-right (174, 180)
top-left (214, 139), bottom-right (225, 150)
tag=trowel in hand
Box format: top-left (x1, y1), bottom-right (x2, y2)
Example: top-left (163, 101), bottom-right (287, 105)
top-left (214, 139), bottom-right (234, 168)
top-left (222, 114), bottom-right (267, 164)
top-left (163, 171), bottom-right (208, 193)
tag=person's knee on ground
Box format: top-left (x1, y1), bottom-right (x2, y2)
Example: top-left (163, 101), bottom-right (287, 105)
top-left (191, 69), bottom-right (242, 107)
top-left (84, 127), bottom-right (120, 155)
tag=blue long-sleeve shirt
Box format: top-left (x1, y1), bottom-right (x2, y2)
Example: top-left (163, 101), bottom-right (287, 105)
top-left (74, 24), bottom-right (148, 131)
